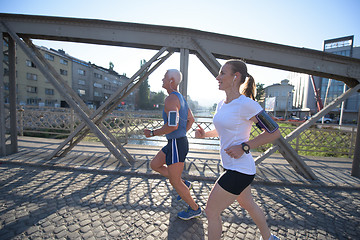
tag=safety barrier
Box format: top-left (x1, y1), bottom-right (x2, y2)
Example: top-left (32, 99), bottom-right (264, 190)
top-left (12, 106), bottom-right (357, 158)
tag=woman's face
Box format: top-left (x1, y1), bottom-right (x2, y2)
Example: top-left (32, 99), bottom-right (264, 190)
top-left (216, 63), bottom-right (235, 91)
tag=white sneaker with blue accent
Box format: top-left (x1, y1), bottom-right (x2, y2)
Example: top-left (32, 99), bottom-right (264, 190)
top-left (177, 206), bottom-right (202, 220)
top-left (176, 180), bottom-right (192, 201)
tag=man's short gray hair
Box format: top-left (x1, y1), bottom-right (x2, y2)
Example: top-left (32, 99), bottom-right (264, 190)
top-left (167, 69), bottom-right (182, 85)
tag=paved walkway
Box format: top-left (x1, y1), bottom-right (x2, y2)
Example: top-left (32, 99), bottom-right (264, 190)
top-left (0, 136), bottom-right (359, 239)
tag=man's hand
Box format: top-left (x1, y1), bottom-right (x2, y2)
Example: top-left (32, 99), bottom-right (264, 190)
top-left (144, 129), bottom-right (152, 138)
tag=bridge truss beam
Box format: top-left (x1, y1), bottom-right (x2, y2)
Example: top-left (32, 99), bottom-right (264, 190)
top-left (0, 13), bottom-right (359, 178)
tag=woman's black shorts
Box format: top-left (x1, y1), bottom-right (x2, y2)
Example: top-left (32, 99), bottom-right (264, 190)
top-left (217, 169), bottom-right (255, 195)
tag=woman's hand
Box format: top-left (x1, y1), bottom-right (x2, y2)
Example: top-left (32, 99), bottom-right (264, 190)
top-left (224, 145), bottom-right (244, 159)
top-left (195, 124), bottom-right (205, 139)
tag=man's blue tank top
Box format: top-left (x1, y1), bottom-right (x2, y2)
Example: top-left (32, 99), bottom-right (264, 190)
top-left (162, 91), bottom-right (188, 139)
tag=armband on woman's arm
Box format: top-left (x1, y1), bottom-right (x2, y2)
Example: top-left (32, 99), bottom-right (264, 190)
top-left (255, 110), bottom-right (279, 133)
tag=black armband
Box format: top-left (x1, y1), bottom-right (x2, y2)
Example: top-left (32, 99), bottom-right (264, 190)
top-left (255, 110), bottom-right (279, 133)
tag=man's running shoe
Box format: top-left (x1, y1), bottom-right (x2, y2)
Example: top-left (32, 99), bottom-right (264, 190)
top-left (260, 234), bottom-right (281, 240)
top-left (176, 180), bottom-right (192, 201)
top-left (270, 235), bottom-right (280, 240)
top-left (177, 206), bottom-right (202, 220)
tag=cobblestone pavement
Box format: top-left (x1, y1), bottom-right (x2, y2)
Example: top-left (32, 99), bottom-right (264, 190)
top-left (1, 163), bottom-right (359, 240)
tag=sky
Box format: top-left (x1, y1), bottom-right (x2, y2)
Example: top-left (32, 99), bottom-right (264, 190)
top-left (1, 0), bottom-right (360, 107)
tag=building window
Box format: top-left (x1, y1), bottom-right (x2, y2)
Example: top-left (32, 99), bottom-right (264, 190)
top-left (45, 99), bottom-right (56, 106)
top-left (104, 84), bottom-right (111, 90)
top-left (26, 60), bottom-right (36, 68)
top-left (60, 69), bottom-right (68, 76)
top-left (94, 73), bottom-right (102, 79)
top-left (45, 88), bottom-right (54, 95)
top-left (94, 91), bottom-right (102, 97)
top-left (78, 89), bottom-right (86, 96)
top-left (78, 79), bottom-right (86, 85)
top-left (60, 59), bottom-right (68, 65)
top-left (93, 82), bottom-right (102, 88)
top-left (78, 69), bottom-right (86, 76)
top-left (27, 86), bottom-right (37, 93)
top-left (44, 53), bottom-right (54, 61)
top-left (27, 98), bottom-right (39, 105)
top-left (26, 73), bottom-right (38, 81)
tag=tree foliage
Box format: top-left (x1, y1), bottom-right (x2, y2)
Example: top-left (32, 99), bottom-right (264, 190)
top-left (109, 61), bottom-right (114, 70)
top-left (136, 59), bottom-right (151, 109)
top-left (255, 83), bottom-right (265, 101)
top-left (150, 91), bottom-right (166, 109)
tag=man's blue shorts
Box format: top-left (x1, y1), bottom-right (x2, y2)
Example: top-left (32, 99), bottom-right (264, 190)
top-left (161, 136), bottom-right (189, 166)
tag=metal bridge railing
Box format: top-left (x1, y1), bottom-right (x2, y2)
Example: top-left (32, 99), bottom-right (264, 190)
top-left (12, 106), bottom-right (357, 158)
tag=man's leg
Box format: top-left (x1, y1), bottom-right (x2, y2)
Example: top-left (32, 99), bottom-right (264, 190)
top-left (150, 150), bottom-right (169, 178)
top-left (168, 162), bottom-right (198, 211)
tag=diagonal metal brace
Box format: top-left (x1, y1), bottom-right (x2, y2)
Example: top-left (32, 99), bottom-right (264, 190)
top-left (255, 84), bottom-right (360, 165)
top-left (22, 37), bottom-right (135, 164)
top-left (254, 84), bottom-right (360, 180)
top-left (192, 38), bottom-right (221, 77)
top-left (47, 47), bottom-right (173, 160)
top-left (2, 21), bottom-right (131, 166)
top-left (274, 137), bottom-right (317, 180)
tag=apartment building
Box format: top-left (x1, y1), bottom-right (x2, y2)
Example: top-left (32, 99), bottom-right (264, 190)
top-left (70, 55), bottom-right (134, 109)
top-left (2, 41), bottom-right (134, 109)
top-left (3, 44), bottom-right (71, 107)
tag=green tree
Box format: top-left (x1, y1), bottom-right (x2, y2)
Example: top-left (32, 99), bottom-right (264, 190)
top-left (109, 61), bottom-right (114, 71)
top-left (137, 79), bottom-right (150, 109)
top-left (136, 60), bottom-right (150, 109)
top-left (150, 91), bottom-right (166, 109)
top-left (255, 83), bottom-right (265, 101)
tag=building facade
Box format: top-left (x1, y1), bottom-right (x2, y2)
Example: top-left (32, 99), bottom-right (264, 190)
top-left (288, 36), bottom-right (360, 123)
top-left (4, 44), bottom-right (72, 107)
top-left (2, 41), bottom-right (135, 110)
top-left (264, 79), bottom-right (294, 118)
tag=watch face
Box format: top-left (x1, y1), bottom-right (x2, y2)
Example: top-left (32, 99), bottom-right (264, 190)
top-left (242, 143), bottom-right (250, 153)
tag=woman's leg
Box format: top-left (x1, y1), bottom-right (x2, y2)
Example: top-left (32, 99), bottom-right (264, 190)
top-left (206, 183), bottom-right (238, 240)
top-left (236, 185), bottom-right (271, 240)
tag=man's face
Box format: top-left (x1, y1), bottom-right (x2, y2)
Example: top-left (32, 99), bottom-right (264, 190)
top-left (162, 71), bottom-right (171, 88)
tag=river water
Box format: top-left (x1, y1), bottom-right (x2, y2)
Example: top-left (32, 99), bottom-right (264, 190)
top-left (127, 110), bottom-right (220, 150)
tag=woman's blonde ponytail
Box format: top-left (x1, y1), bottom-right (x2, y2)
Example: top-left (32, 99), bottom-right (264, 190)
top-left (241, 74), bottom-right (256, 100)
